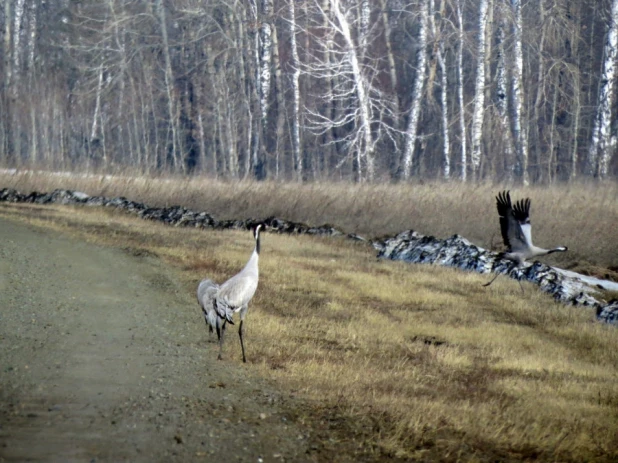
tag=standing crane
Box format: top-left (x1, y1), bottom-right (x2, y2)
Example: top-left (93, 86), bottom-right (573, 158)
top-left (484, 191), bottom-right (568, 287)
top-left (197, 224), bottom-right (264, 362)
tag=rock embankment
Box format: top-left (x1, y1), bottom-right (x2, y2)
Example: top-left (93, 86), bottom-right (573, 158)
top-left (373, 230), bottom-right (618, 325)
top-left (0, 187), bottom-right (349, 238)
top-left (2, 187), bottom-right (616, 325)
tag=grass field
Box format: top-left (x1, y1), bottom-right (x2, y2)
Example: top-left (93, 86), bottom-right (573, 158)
top-left (2, 170), bottom-right (617, 272)
top-left (1, 174), bottom-right (617, 461)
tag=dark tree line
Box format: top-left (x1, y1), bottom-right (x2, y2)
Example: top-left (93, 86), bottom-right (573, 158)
top-left (1, 0), bottom-right (617, 182)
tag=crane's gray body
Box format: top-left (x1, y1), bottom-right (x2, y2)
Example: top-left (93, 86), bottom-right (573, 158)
top-left (485, 191), bottom-right (567, 288)
top-left (197, 225), bottom-right (262, 362)
top-left (496, 191), bottom-right (567, 264)
top-left (214, 249), bottom-right (259, 324)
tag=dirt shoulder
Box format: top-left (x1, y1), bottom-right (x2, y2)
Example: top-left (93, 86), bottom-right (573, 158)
top-left (0, 217), bottom-right (314, 462)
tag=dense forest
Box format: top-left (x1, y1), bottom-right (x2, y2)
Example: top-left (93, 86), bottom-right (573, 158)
top-left (1, 0), bottom-right (617, 183)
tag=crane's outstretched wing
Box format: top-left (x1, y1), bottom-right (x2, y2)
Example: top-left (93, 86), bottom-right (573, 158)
top-left (495, 191), bottom-right (530, 253)
top-left (197, 279), bottom-right (220, 332)
top-left (512, 197), bottom-right (532, 248)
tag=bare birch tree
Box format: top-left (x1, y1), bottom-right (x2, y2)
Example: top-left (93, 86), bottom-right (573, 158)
top-left (494, 3), bottom-right (514, 180)
top-left (401, 0), bottom-right (429, 180)
top-left (470, 0), bottom-right (490, 179)
top-left (258, 0), bottom-right (273, 124)
top-left (305, 0), bottom-right (396, 182)
top-left (456, 0), bottom-right (467, 181)
top-left (288, 0), bottom-right (303, 181)
top-left (510, 0), bottom-right (528, 185)
top-left (155, 0), bottom-right (182, 172)
top-left (588, 0), bottom-right (618, 178)
top-left (428, 0), bottom-right (450, 179)
top-left (379, 0), bottom-right (398, 98)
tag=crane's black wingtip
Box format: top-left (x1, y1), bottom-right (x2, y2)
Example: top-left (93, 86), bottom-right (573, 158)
top-left (496, 190), bottom-right (511, 206)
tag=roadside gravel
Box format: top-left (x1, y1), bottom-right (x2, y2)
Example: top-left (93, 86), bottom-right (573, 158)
top-left (0, 217), bottom-right (313, 462)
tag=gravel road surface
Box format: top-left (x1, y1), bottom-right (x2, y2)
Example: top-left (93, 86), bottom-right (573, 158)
top-left (0, 217), bottom-right (314, 462)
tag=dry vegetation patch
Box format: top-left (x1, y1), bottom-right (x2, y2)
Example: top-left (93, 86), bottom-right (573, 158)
top-left (2, 171), bottom-right (617, 271)
top-left (1, 201), bottom-right (617, 461)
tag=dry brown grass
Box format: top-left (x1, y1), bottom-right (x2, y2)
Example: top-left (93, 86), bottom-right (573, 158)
top-left (2, 171), bottom-right (617, 271)
top-left (1, 201), bottom-right (617, 462)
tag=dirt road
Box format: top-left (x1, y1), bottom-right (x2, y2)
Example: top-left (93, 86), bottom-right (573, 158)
top-left (0, 217), bottom-right (313, 462)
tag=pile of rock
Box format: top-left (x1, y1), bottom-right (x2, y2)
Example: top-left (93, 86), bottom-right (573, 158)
top-left (373, 230), bottom-right (618, 325)
top-left (0, 188), bottom-right (349, 237)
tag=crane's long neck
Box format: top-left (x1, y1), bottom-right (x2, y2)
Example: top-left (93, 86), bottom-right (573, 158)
top-left (244, 248), bottom-right (259, 275)
top-left (242, 226), bottom-right (261, 276)
top-left (530, 245), bottom-right (568, 258)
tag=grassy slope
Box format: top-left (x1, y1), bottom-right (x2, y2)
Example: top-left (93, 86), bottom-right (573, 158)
top-left (1, 201), bottom-right (616, 462)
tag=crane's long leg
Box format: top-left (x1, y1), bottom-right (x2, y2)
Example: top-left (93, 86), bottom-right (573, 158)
top-left (217, 321), bottom-right (226, 360)
top-left (239, 306), bottom-right (249, 363)
top-left (483, 269), bottom-right (525, 293)
top-left (482, 272), bottom-right (500, 287)
top-left (239, 320), bottom-right (246, 363)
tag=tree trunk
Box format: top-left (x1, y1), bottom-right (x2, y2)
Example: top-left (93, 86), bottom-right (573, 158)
top-left (470, 0), bottom-right (490, 179)
top-left (532, 0), bottom-right (547, 183)
top-left (379, 0), bottom-right (398, 98)
top-left (12, 0), bottom-right (26, 84)
top-left (271, 21), bottom-right (285, 179)
top-left (456, 0), bottom-right (467, 181)
top-left (495, 6), bottom-right (514, 180)
top-left (402, 0), bottom-right (429, 180)
top-left (587, 0), bottom-right (618, 178)
top-left (155, 0), bottom-right (182, 173)
top-left (511, 0), bottom-right (529, 185)
top-left (330, 0), bottom-right (376, 181)
top-left (289, 0), bottom-right (302, 181)
top-left (358, 0), bottom-right (370, 62)
top-left (429, 0), bottom-right (450, 179)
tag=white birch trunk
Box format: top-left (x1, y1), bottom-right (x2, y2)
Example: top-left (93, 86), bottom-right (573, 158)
top-left (155, 0), bottom-right (181, 172)
top-left (12, 0), bottom-right (25, 72)
top-left (233, 4), bottom-right (250, 178)
top-left (511, 0), bottom-right (528, 185)
top-left (532, 0), bottom-right (547, 182)
top-left (321, 0), bottom-right (337, 173)
top-left (289, 0), bottom-right (302, 181)
top-left (429, 0), bottom-right (450, 179)
top-left (548, 81), bottom-right (559, 183)
top-left (30, 97), bottom-right (36, 164)
top-left (495, 9), bottom-right (513, 180)
top-left (439, 50), bottom-right (450, 180)
top-left (589, 0), bottom-right (618, 178)
top-left (402, 0), bottom-right (429, 179)
top-left (331, 0), bottom-right (375, 181)
top-left (271, 22), bottom-right (284, 178)
top-left (248, 0), bottom-right (261, 177)
top-left (90, 66), bottom-right (104, 141)
top-left (258, 0), bottom-right (273, 124)
top-left (27, 1), bottom-right (36, 71)
top-left (571, 63), bottom-right (581, 181)
top-left (4, 0), bottom-right (12, 95)
top-left (456, 0), bottom-right (467, 181)
top-left (470, 0), bottom-right (489, 177)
